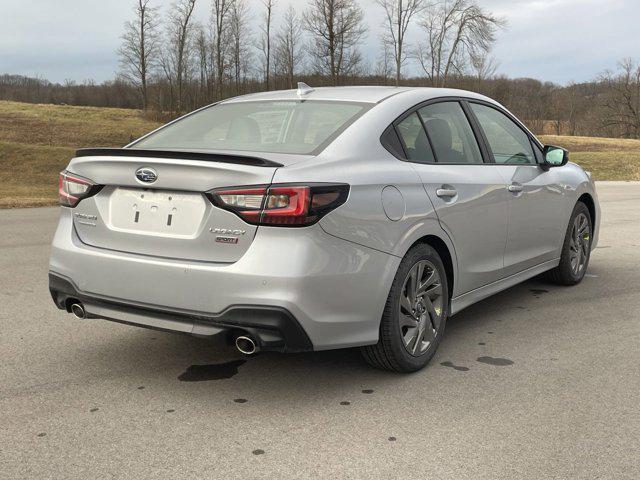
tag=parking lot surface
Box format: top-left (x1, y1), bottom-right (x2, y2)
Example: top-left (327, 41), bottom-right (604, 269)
top-left (1, 182), bottom-right (639, 479)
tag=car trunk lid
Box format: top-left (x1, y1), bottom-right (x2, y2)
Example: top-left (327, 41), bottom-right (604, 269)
top-left (66, 151), bottom-right (287, 263)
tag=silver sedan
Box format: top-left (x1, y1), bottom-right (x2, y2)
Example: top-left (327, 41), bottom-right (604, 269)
top-left (49, 85), bottom-right (600, 372)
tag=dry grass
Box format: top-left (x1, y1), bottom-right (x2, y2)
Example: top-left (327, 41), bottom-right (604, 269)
top-left (539, 135), bottom-right (640, 182)
top-left (567, 152), bottom-right (640, 181)
top-left (539, 135), bottom-right (640, 153)
top-left (0, 142), bottom-right (75, 208)
top-left (0, 101), bottom-right (160, 147)
top-left (0, 101), bottom-right (160, 208)
top-left (0, 101), bottom-right (639, 208)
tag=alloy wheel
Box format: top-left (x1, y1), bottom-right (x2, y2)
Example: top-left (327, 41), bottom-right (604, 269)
top-left (569, 212), bottom-right (590, 276)
top-left (398, 260), bottom-right (444, 356)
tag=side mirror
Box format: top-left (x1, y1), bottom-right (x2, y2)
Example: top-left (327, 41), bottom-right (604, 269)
top-left (543, 145), bottom-right (569, 168)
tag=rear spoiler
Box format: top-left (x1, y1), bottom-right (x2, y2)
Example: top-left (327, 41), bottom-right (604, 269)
top-left (74, 148), bottom-right (284, 168)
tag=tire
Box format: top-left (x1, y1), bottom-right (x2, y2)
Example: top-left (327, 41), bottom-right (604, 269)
top-left (546, 201), bottom-right (593, 286)
top-left (361, 244), bottom-right (449, 373)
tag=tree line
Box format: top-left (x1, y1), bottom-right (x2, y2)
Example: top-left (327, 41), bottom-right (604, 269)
top-left (0, 0), bottom-right (638, 139)
top-left (114, 0), bottom-right (505, 112)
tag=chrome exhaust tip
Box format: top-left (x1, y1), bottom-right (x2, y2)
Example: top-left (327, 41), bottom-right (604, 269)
top-left (70, 302), bottom-right (86, 319)
top-left (235, 335), bottom-right (258, 355)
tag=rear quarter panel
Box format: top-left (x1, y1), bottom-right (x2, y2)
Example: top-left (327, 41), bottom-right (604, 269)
top-left (271, 94), bottom-right (461, 294)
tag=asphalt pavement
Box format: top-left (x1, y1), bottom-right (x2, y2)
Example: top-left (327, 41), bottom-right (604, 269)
top-left (1, 182), bottom-right (639, 479)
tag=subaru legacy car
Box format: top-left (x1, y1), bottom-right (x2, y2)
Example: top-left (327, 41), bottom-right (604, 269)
top-left (49, 85), bottom-right (599, 372)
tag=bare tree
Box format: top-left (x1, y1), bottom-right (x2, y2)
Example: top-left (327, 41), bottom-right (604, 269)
top-left (564, 83), bottom-right (580, 136)
top-left (258, 0), bottom-right (276, 90)
top-left (275, 5), bottom-right (303, 89)
top-left (194, 24), bottom-right (212, 103)
top-left (211, 0), bottom-right (233, 99)
top-left (374, 39), bottom-right (393, 84)
top-left (304, 0), bottom-right (368, 86)
top-left (470, 51), bottom-right (498, 91)
top-left (600, 59), bottom-right (640, 138)
top-left (117, 0), bottom-right (161, 110)
top-left (414, 0), bottom-right (504, 87)
top-left (376, 0), bottom-right (424, 86)
top-left (163, 0), bottom-right (198, 113)
top-left (229, 0), bottom-right (253, 94)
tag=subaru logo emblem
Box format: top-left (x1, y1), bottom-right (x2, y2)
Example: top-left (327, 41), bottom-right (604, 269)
top-left (135, 167), bottom-right (157, 183)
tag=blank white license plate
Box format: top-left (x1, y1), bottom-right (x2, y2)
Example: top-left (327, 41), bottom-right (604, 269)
top-left (109, 187), bottom-right (206, 237)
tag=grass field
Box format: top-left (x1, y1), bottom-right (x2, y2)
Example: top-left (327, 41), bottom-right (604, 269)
top-left (0, 101), bottom-right (160, 208)
top-left (1, 100), bottom-right (639, 207)
top-left (539, 135), bottom-right (640, 181)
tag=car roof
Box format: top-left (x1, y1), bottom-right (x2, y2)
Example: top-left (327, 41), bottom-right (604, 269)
top-left (221, 86), bottom-right (411, 104)
top-left (220, 86), bottom-right (495, 105)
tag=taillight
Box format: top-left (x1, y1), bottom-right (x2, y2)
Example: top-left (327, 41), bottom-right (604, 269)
top-left (207, 184), bottom-right (349, 227)
top-left (59, 171), bottom-right (101, 207)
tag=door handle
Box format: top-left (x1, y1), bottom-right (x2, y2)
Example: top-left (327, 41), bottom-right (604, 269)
top-left (507, 184), bottom-right (523, 193)
top-left (436, 188), bottom-right (457, 198)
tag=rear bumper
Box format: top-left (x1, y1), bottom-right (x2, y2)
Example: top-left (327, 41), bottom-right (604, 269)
top-left (49, 208), bottom-right (400, 350)
top-left (49, 272), bottom-right (312, 352)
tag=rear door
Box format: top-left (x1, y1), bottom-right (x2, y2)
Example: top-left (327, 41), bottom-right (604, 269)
top-left (395, 100), bottom-right (509, 296)
top-left (467, 102), bottom-right (568, 276)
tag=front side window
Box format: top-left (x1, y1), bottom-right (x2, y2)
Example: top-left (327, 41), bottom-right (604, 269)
top-left (395, 112), bottom-right (435, 163)
top-left (470, 103), bottom-right (536, 165)
top-left (418, 102), bottom-right (483, 164)
top-left (132, 100), bottom-right (369, 155)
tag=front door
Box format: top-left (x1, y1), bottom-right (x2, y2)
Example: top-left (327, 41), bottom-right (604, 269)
top-left (468, 102), bottom-right (569, 277)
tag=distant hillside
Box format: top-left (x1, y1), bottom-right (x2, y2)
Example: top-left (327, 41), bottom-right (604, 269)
top-left (0, 101), bottom-right (160, 207)
top-left (0, 101), bottom-right (638, 208)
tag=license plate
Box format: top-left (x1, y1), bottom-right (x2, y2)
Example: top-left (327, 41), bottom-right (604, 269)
top-left (109, 187), bottom-right (206, 237)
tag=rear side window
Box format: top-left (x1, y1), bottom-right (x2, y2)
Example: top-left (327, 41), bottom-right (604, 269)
top-left (470, 103), bottom-right (536, 165)
top-left (395, 112), bottom-right (435, 163)
top-left (132, 100), bottom-right (369, 155)
top-left (381, 125), bottom-right (405, 158)
top-left (418, 102), bottom-right (483, 164)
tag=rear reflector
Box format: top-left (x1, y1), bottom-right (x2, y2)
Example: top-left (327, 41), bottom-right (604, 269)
top-left (207, 184), bottom-right (349, 227)
top-left (59, 171), bottom-right (101, 207)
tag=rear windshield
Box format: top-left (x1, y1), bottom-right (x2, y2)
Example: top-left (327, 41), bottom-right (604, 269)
top-left (132, 100), bottom-right (370, 155)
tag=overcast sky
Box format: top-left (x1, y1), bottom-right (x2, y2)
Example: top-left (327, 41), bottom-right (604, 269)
top-left (1, 0), bottom-right (638, 85)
